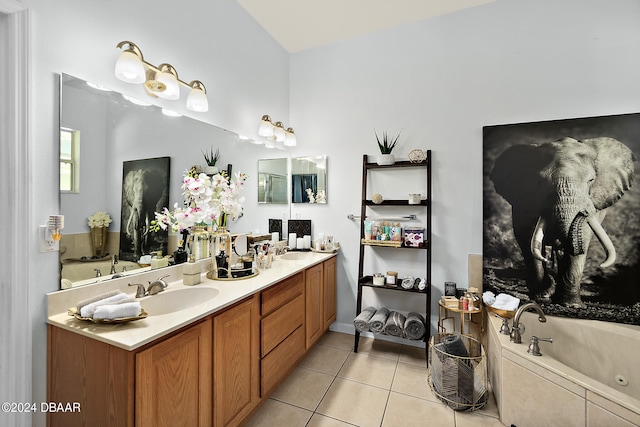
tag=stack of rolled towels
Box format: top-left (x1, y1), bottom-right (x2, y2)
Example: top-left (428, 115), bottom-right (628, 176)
top-left (353, 306), bottom-right (426, 340)
top-left (76, 290), bottom-right (142, 320)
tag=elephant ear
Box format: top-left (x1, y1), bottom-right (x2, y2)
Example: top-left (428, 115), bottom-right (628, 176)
top-left (491, 144), bottom-right (549, 205)
top-left (584, 137), bottom-right (636, 210)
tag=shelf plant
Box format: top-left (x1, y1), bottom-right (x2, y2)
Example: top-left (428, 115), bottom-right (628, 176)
top-left (375, 130), bottom-right (401, 165)
top-left (202, 146), bottom-right (220, 174)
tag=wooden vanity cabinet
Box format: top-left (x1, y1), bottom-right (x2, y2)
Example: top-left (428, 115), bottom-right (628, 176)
top-left (47, 318), bottom-right (212, 427)
top-left (305, 263), bottom-right (324, 349)
top-left (323, 256), bottom-right (337, 331)
top-left (136, 319), bottom-right (212, 427)
top-left (213, 294), bottom-right (260, 427)
top-left (260, 272), bottom-right (305, 396)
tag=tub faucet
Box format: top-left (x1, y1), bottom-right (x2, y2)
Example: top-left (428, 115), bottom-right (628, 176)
top-left (110, 255), bottom-right (118, 275)
top-left (510, 302), bottom-right (546, 343)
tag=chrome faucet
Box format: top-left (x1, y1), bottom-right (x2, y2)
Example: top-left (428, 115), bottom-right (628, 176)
top-left (510, 302), bottom-right (546, 343)
top-left (110, 255), bottom-right (118, 275)
top-left (94, 268), bottom-right (102, 277)
top-left (129, 283), bottom-right (147, 298)
top-left (147, 275), bottom-right (170, 295)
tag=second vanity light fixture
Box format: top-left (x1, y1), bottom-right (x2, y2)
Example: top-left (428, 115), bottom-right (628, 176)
top-left (258, 115), bottom-right (297, 147)
top-left (115, 41), bottom-right (209, 112)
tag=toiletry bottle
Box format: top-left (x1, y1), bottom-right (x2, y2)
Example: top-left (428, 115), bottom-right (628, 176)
top-left (173, 239), bottom-right (188, 265)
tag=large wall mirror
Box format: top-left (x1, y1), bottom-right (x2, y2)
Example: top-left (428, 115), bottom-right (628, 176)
top-left (59, 73), bottom-right (282, 289)
top-left (258, 158), bottom-right (288, 203)
top-left (291, 156), bottom-right (327, 203)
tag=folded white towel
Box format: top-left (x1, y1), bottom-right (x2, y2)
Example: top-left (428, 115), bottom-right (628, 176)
top-left (79, 292), bottom-right (130, 318)
top-left (93, 302), bottom-right (142, 320)
top-left (491, 293), bottom-right (520, 311)
top-left (482, 291), bottom-right (496, 306)
top-left (76, 290), bottom-right (122, 311)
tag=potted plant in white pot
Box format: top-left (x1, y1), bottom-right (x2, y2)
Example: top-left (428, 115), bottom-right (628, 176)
top-left (375, 130), bottom-right (401, 165)
top-left (202, 146), bottom-right (220, 175)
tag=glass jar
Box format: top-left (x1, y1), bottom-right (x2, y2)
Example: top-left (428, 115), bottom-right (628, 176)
top-left (207, 216), bottom-right (232, 279)
top-left (190, 225), bottom-right (210, 261)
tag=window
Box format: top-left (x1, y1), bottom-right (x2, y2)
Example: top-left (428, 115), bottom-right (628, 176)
top-left (60, 127), bottom-right (80, 193)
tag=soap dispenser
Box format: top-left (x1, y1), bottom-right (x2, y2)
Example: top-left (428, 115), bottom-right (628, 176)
top-left (173, 239), bottom-right (188, 265)
top-left (183, 254), bottom-right (201, 286)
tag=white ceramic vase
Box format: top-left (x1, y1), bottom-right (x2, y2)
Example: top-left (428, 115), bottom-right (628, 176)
top-left (377, 154), bottom-right (395, 166)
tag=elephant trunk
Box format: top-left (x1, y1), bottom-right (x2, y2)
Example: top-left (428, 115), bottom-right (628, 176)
top-left (530, 216), bottom-right (548, 263)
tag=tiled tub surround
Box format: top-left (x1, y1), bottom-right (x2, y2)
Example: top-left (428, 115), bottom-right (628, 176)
top-left (48, 251), bottom-right (336, 350)
top-left (487, 313), bottom-right (640, 427)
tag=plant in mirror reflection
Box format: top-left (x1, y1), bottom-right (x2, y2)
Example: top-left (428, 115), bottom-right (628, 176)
top-left (151, 167), bottom-right (247, 233)
top-left (305, 188), bottom-right (326, 203)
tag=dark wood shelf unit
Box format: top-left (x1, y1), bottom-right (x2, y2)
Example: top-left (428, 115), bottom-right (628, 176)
top-left (354, 152), bottom-right (432, 362)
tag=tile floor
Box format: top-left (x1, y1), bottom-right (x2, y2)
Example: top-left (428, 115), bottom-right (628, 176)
top-left (246, 331), bottom-right (505, 427)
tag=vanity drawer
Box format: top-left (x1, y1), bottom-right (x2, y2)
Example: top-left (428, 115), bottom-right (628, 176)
top-left (261, 325), bottom-right (305, 396)
top-left (261, 272), bottom-right (304, 316)
top-left (261, 293), bottom-right (304, 357)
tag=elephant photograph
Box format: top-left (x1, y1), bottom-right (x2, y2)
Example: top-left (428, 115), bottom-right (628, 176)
top-left (119, 157), bottom-right (170, 262)
top-left (483, 113), bottom-right (640, 325)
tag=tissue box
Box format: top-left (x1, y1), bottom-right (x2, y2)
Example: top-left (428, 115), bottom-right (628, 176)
top-left (403, 228), bottom-right (424, 247)
top-left (441, 296), bottom-right (459, 308)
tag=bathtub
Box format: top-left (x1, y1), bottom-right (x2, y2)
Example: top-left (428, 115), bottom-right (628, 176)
top-left (487, 312), bottom-right (640, 427)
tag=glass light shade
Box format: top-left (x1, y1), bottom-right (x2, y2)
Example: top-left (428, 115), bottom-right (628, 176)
top-left (155, 71), bottom-right (180, 100)
top-left (258, 118), bottom-right (274, 137)
top-left (186, 87), bottom-right (208, 112)
top-left (274, 123), bottom-right (286, 142)
top-left (284, 128), bottom-right (296, 146)
top-left (115, 50), bottom-right (145, 84)
top-left (122, 94), bottom-right (152, 106)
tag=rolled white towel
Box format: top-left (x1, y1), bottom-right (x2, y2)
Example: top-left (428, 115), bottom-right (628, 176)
top-left (482, 291), bottom-right (496, 306)
top-left (491, 293), bottom-right (520, 311)
top-left (79, 292), bottom-right (130, 318)
top-left (76, 290), bottom-right (122, 311)
top-left (93, 302), bottom-right (142, 320)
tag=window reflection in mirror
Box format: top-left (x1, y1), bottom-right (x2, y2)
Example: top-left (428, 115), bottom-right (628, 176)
top-left (257, 158), bottom-right (288, 204)
top-left (291, 156), bottom-right (327, 203)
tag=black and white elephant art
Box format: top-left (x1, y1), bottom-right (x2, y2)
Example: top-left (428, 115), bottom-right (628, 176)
top-left (490, 137), bottom-right (636, 307)
top-left (120, 166), bottom-right (168, 260)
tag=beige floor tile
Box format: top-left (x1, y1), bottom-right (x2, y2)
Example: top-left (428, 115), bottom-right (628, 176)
top-left (455, 410), bottom-right (506, 427)
top-left (337, 352), bottom-right (398, 389)
top-left (317, 331), bottom-right (355, 351)
top-left (299, 342), bottom-right (350, 376)
top-left (316, 378), bottom-right (389, 427)
top-left (398, 342), bottom-right (428, 366)
top-left (382, 391), bottom-right (455, 427)
top-left (355, 337), bottom-right (401, 360)
top-left (390, 361), bottom-right (436, 402)
top-left (475, 390), bottom-right (500, 419)
top-left (307, 413), bottom-right (358, 427)
top-left (245, 398), bottom-right (312, 427)
top-left (270, 367), bottom-right (334, 411)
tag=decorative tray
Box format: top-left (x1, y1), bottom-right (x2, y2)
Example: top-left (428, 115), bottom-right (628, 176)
top-left (484, 304), bottom-right (516, 319)
top-left (67, 307), bottom-right (148, 324)
top-left (310, 247), bottom-right (340, 254)
top-left (206, 269), bottom-right (260, 281)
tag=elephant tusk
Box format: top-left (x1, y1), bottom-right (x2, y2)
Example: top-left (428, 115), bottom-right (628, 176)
top-left (530, 216), bottom-right (549, 263)
top-left (587, 215), bottom-right (616, 268)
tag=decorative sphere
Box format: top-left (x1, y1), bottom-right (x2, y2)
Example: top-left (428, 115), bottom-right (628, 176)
top-left (372, 193), bottom-right (384, 204)
top-left (409, 149), bottom-right (426, 163)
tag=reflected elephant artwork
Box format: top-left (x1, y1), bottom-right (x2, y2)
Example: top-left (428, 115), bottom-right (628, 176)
top-left (119, 157), bottom-right (170, 262)
top-left (483, 113), bottom-right (639, 325)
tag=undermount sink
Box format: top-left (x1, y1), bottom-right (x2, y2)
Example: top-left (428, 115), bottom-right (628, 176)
top-left (280, 252), bottom-right (311, 261)
top-left (140, 287), bottom-right (219, 316)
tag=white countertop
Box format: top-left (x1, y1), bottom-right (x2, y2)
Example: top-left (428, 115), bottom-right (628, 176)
top-left (47, 251), bottom-right (336, 351)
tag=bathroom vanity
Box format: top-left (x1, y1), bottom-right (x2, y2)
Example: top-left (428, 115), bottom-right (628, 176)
top-left (47, 252), bottom-right (337, 427)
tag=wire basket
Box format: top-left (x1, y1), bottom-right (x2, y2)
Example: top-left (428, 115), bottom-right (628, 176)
top-left (428, 333), bottom-right (488, 411)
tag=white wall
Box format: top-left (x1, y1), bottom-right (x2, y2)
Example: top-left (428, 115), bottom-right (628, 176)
top-left (22, 0), bottom-right (288, 425)
top-left (288, 0), bottom-right (640, 332)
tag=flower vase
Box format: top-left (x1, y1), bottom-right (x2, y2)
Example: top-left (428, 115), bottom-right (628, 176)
top-left (206, 214), bottom-right (232, 279)
top-left (90, 226), bottom-right (108, 257)
top-left (190, 225), bottom-right (210, 261)
top-left (204, 165), bottom-right (219, 175)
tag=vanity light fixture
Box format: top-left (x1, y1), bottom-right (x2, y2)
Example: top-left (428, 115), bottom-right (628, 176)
top-left (115, 41), bottom-right (209, 112)
top-left (258, 114), bottom-right (297, 146)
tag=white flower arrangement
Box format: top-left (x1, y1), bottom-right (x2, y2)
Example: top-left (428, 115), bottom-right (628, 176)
top-left (152, 168), bottom-right (247, 233)
top-left (88, 211), bottom-right (113, 228)
top-left (305, 188), bottom-right (326, 204)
